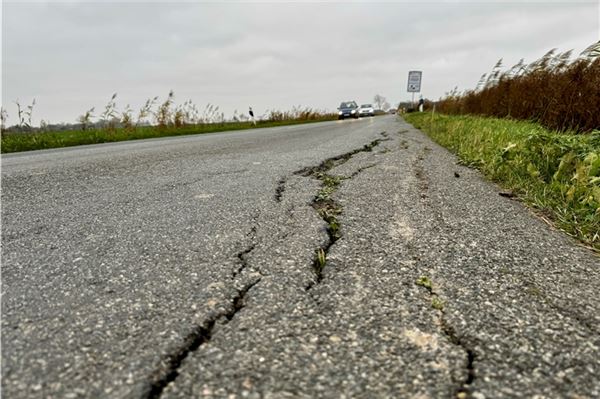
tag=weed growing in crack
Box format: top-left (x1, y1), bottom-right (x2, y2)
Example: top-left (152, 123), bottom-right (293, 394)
top-left (431, 296), bottom-right (445, 311)
top-left (315, 248), bottom-right (326, 273)
top-left (415, 274), bottom-right (475, 395)
top-left (315, 174), bottom-right (344, 202)
top-left (313, 173), bottom-right (345, 240)
top-left (416, 276), bottom-right (433, 292)
top-left (322, 174), bottom-right (342, 188)
top-left (299, 138), bottom-right (386, 289)
top-left (319, 208), bottom-right (341, 240)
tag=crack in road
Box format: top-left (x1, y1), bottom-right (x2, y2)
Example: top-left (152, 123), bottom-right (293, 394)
top-left (294, 135), bottom-right (387, 289)
top-left (274, 177), bottom-right (286, 202)
top-left (413, 146), bottom-right (477, 398)
top-left (416, 278), bottom-right (476, 398)
top-left (294, 137), bottom-right (386, 177)
top-left (143, 278), bottom-right (261, 399)
top-left (145, 135), bottom-right (388, 396)
top-left (349, 163), bottom-right (378, 178)
top-left (233, 224), bottom-right (258, 279)
top-left (144, 216), bottom-right (261, 398)
top-left (233, 243), bottom-right (256, 279)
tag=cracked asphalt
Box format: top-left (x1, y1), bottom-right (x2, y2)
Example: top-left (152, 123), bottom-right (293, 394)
top-left (2, 116), bottom-right (599, 398)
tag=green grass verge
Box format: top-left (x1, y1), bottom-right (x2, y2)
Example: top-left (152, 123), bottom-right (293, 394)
top-left (1, 117), bottom-right (337, 154)
top-left (405, 112), bottom-right (600, 251)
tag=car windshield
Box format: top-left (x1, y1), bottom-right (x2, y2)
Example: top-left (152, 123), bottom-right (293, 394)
top-left (340, 102), bottom-right (357, 109)
top-left (361, 104), bottom-right (372, 108)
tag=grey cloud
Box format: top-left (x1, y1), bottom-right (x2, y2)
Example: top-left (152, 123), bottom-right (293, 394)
top-left (2, 1), bottom-right (598, 125)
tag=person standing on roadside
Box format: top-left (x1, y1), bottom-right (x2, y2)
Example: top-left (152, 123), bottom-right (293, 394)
top-left (249, 107), bottom-right (256, 125)
top-left (418, 97), bottom-right (424, 112)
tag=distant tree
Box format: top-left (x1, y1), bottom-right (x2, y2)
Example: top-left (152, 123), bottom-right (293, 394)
top-left (373, 94), bottom-right (387, 110)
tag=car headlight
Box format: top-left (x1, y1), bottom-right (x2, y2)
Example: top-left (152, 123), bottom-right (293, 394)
top-left (338, 111), bottom-right (343, 115)
top-left (351, 110), bottom-right (356, 114)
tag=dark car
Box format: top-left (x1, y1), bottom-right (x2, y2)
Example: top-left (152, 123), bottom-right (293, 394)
top-left (338, 101), bottom-right (359, 119)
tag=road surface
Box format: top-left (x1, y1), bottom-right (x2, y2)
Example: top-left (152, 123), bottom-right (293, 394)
top-left (2, 116), bottom-right (599, 398)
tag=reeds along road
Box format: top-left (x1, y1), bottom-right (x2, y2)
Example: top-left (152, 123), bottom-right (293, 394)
top-left (2, 115), bottom-right (599, 398)
top-left (437, 46), bottom-right (600, 133)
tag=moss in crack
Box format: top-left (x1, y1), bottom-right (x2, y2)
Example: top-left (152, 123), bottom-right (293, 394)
top-left (431, 296), bottom-right (445, 311)
top-left (416, 276), bottom-right (433, 292)
top-left (311, 173), bottom-right (345, 241)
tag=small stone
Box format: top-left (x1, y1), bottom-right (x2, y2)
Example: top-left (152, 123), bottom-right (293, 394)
top-left (242, 377), bottom-right (253, 389)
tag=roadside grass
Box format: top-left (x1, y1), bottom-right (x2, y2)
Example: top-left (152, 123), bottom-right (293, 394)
top-left (0, 117), bottom-right (337, 153)
top-left (405, 112), bottom-right (600, 251)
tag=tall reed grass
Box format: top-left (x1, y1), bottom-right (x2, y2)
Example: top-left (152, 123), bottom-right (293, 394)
top-left (437, 41), bottom-right (600, 133)
top-left (1, 91), bottom-right (338, 152)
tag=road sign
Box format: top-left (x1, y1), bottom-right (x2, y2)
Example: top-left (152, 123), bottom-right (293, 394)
top-left (407, 71), bottom-right (422, 92)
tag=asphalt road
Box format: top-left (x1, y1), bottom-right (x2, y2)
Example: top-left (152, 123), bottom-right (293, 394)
top-left (2, 116), bottom-right (599, 398)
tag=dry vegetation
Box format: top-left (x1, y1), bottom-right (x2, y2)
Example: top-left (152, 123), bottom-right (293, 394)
top-left (1, 91), bottom-right (337, 152)
top-left (436, 41), bottom-right (600, 133)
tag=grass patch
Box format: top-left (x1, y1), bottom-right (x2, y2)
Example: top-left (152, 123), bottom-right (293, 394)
top-left (405, 112), bottom-right (600, 251)
top-left (1, 117), bottom-right (336, 154)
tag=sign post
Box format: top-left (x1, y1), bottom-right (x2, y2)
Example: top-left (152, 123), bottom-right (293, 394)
top-left (407, 70), bottom-right (422, 110)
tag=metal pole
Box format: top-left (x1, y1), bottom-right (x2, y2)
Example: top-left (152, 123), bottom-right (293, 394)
top-left (412, 92), bottom-right (415, 110)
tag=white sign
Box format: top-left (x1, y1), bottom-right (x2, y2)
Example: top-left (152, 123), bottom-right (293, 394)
top-left (407, 71), bottom-right (422, 92)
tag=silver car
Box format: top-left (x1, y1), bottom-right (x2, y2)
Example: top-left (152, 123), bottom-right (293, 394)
top-left (358, 104), bottom-right (375, 117)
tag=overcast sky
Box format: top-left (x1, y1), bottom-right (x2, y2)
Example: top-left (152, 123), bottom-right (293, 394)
top-left (2, 1), bottom-right (599, 125)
